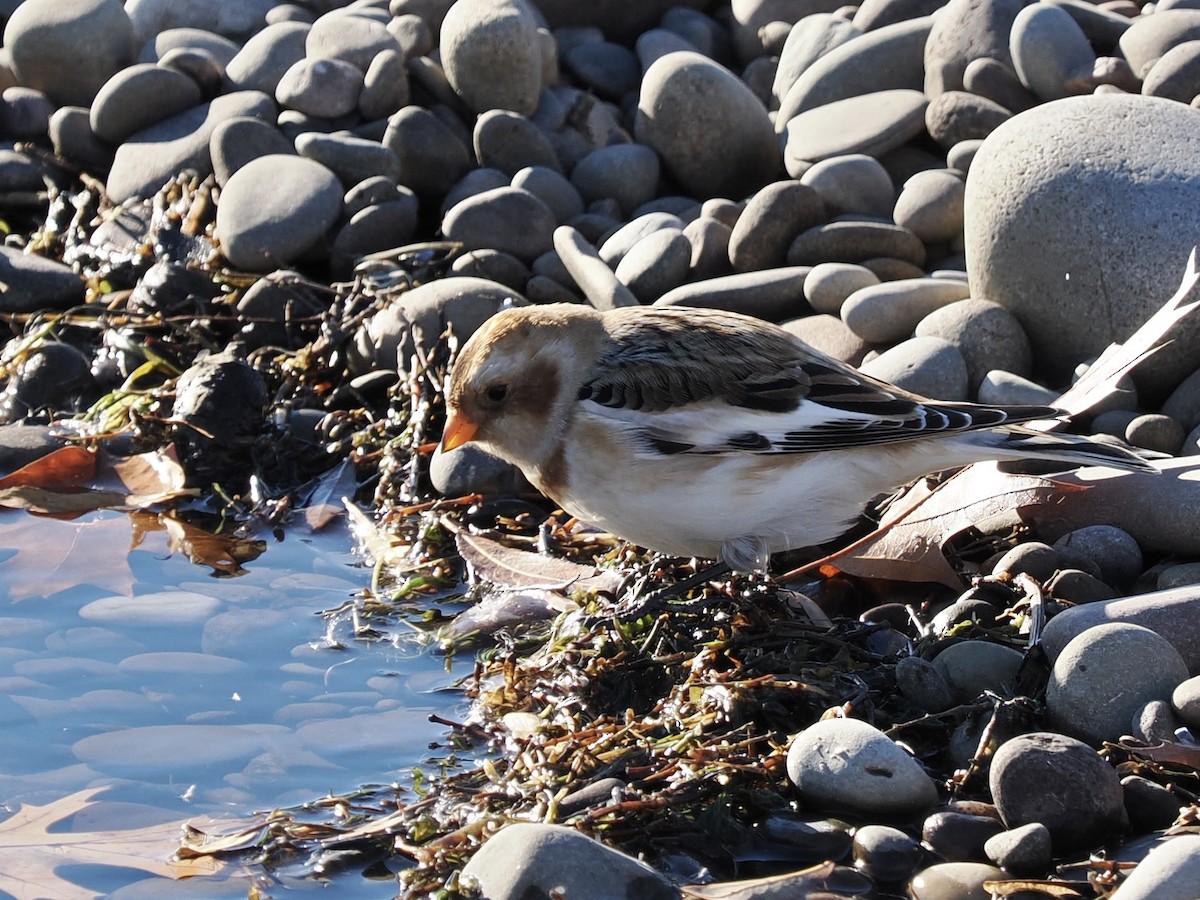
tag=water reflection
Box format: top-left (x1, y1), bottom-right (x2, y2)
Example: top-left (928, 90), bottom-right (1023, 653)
top-left (0, 508), bottom-right (459, 897)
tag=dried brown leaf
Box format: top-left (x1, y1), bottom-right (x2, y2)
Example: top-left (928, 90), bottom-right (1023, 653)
top-left (112, 445), bottom-right (197, 507)
top-left (457, 532), bottom-right (624, 592)
top-left (0, 485), bottom-right (127, 515)
top-left (0, 446), bottom-right (96, 489)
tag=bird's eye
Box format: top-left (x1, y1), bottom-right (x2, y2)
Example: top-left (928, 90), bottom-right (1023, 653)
top-left (485, 383), bottom-right (508, 403)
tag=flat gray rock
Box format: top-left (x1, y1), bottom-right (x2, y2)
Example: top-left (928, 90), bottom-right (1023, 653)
top-left (442, 186), bottom-right (557, 262)
top-left (784, 89), bottom-right (929, 169)
top-left (0, 245), bottom-right (86, 314)
top-left (964, 94), bottom-right (1200, 395)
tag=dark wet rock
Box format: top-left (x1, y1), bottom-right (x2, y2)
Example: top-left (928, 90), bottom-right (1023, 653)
top-left (107, 90), bottom-right (276, 203)
top-left (215, 154), bottom-right (343, 272)
top-left (989, 731), bottom-right (1126, 852)
top-left (126, 260), bottom-right (220, 317)
top-left (459, 822), bottom-right (678, 900)
top-left (635, 51), bottom-right (780, 200)
top-left (1122, 775), bottom-right (1187, 833)
top-left (171, 351), bottom-right (269, 489)
top-left (895, 656), bottom-right (955, 713)
top-left (922, 811), bottom-right (1004, 862)
top-left (908, 862), bottom-right (1010, 899)
top-left (1044, 569), bottom-right (1117, 604)
top-left (0, 343), bottom-right (95, 422)
top-left (429, 444), bottom-right (529, 500)
top-left (932, 640), bottom-right (1023, 703)
top-left (5, 0), bottom-right (136, 107)
top-left (1047, 622), bottom-right (1188, 745)
top-left (0, 423), bottom-right (63, 474)
top-left (852, 824), bottom-right (923, 883)
top-left (991, 542), bottom-right (1061, 582)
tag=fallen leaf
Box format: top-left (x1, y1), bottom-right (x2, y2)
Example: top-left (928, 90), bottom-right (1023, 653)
top-left (298, 459), bottom-right (357, 532)
top-left (0, 485), bottom-right (127, 516)
top-left (0, 786), bottom-right (219, 900)
top-left (160, 514), bottom-right (266, 575)
top-left (112, 445), bottom-right (198, 507)
top-left (984, 879), bottom-right (1085, 898)
top-left (457, 532), bottom-right (624, 592)
top-left (0, 446), bottom-right (97, 489)
top-left (823, 466), bottom-right (1086, 588)
top-left (683, 860), bottom-right (872, 898)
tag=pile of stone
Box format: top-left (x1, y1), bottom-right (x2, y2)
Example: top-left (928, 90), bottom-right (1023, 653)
top-left (2, 0), bottom-right (1200, 896)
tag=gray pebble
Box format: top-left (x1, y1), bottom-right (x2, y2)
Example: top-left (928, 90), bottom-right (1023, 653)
top-left (384, 106), bottom-right (473, 198)
top-left (306, 8), bottom-right (400, 72)
top-left (564, 212), bottom-right (618, 244)
top-left (924, 90), bottom-right (1012, 149)
top-left (1125, 414), bottom-right (1185, 455)
top-left (893, 169), bottom-right (966, 244)
top-left (139, 28), bottom-right (241, 68)
top-left (388, 14), bottom-right (433, 60)
top-left (563, 40), bottom-right (640, 100)
top-left (799, 154), bottom-right (896, 219)
top-left (895, 656), bottom-right (955, 713)
top-left (1119, 9), bottom-right (1200, 77)
top-left (990, 731), bottom-right (1126, 852)
top-left (598, 212), bottom-right (685, 267)
top-left (552, 225), bottom-right (639, 310)
top-left (983, 822), bottom-right (1052, 876)
top-left (977, 370), bottom-right (1059, 406)
top-left (450, 249), bottom-right (530, 292)
top-left (1161, 366), bottom-right (1200, 431)
top-left (635, 50), bottom-right (780, 200)
top-left (90, 63), bottom-right (202, 144)
top-left (429, 444), bottom-right (528, 498)
top-left (1131, 698), bottom-right (1182, 743)
top-left (512, 166), bottom-right (584, 223)
top-left (359, 48), bottom-right (411, 120)
top-left (211, 115), bottom-right (295, 186)
top-left (440, 0), bottom-right (542, 117)
top-left (443, 186), bottom-right (556, 263)
top-left (784, 89), bottom-right (929, 170)
top-left (1053, 524), bottom-right (1143, 586)
top-left (524, 274), bottom-right (582, 304)
top-left (683, 216), bottom-right (734, 281)
top-left (473, 109), bottom-right (561, 176)
top-left (915, 298), bottom-right (1032, 392)
top-left (908, 862), bottom-right (1008, 899)
top-left (614, 228), bottom-right (691, 303)
top-left (1143, 40), bottom-right (1200, 102)
top-left (159, 47), bottom-right (225, 97)
top-left (861, 337), bottom-right (969, 400)
top-left (991, 541), bottom-right (1061, 581)
top-left (922, 810), bottom-right (1004, 863)
top-left (48, 107), bottom-right (115, 174)
top-left (924, 0), bottom-right (1026, 97)
top-left (842, 278), bottom-right (972, 344)
top-left (962, 57), bottom-right (1038, 113)
top-left (1157, 561), bottom-right (1200, 590)
top-left (1048, 622), bottom-right (1189, 745)
top-left (932, 640), bottom-right (1024, 703)
top-left (0, 86), bottom-right (53, 140)
top-left (295, 132), bottom-right (402, 187)
top-left (330, 197), bottom-right (419, 275)
top-left (276, 57), bottom-right (364, 118)
top-left (780, 314), bottom-right (869, 365)
top-left (634, 28), bottom-right (698, 71)
top-left (224, 21), bottom-right (311, 95)
top-left (804, 262), bottom-right (880, 315)
top-left (0, 245), bottom-right (85, 315)
top-left (729, 181), bottom-right (827, 273)
top-left (1122, 775), bottom-right (1187, 833)
top-left (654, 267), bottom-right (812, 322)
top-left (787, 717), bottom-right (938, 818)
top-left (789, 219), bottom-right (926, 268)
top-left (1044, 569), bottom-right (1117, 603)
top-left (852, 824), bottom-right (923, 883)
top-left (1108, 835), bottom-right (1200, 900)
top-left (1172, 674), bottom-right (1200, 729)
top-left (570, 143), bottom-right (660, 218)
top-left (1010, 2), bottom-right (1097, 101)
top-left (772, 13), bottom-right (861, 110)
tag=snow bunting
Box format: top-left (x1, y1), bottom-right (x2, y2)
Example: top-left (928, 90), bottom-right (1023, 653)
top-left (440, 304), bottom-right (1152, 572)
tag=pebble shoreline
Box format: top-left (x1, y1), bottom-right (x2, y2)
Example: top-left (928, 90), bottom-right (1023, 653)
top-left (2, 0), bottom-right (1200, 897)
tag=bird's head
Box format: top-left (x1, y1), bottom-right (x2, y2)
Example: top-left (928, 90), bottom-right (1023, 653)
top-left (440, 304), bottom-right (601, 471)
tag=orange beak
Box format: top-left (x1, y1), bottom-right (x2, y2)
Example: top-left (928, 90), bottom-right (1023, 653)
top-left (440, 410), bottom-right (479, 452)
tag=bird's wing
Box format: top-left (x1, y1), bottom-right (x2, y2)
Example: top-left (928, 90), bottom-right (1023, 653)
top-left (581, 307), bottom-right (1058, 456)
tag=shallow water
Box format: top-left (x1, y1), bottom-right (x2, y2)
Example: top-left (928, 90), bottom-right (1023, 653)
top-left (0, 507), bottom-right (461, 897)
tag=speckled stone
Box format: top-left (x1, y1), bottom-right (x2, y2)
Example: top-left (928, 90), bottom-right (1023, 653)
top-left (925, 90), bottom-right (1012, 149)
top-left (799, 154), bottom-right (897, 219)
top-left (860, 336), bottom-right (969, 400)
top-left (915, 298), bottom-right (1032, 391)
top-left (1009, 2), bottom-right (1098, 100)
top-left (780, 313), bottom-right (869, 365)
top-left (842, 277), bottom-right (972, 344)
top-left (804, 262), bottom-right (881, 315)
top-left (729, 181), bottom-right (827, 272)
top-left (893, 169), bottom-right (966, 243)
top-left (439, 0), bottom-right (542, 116)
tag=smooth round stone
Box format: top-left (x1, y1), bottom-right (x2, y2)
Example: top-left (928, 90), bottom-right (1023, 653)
top-left (895, 655), bottom-right (955, 713)
top-left (924, 0), bottom-right (1026, 97)
top-left (210, 116), bottom-right (295, 186)
top-left (784, 89), bottom-right (928, 171)
top-left (552, 225), bottom-right (638, 310)
top-left (776, 17), bottom-right (932, 125)
top-left (842, 277), bottom-right (972, 343)
top-left (1172, 674), bottom-right (1200, 728)
top-left (977, 370), bottom-right (1058, 406)
top-left (786, 717), bottom-right (938, 818)
top-left (440, 0), bottom-right (541, 117)
top-left (90, 63), bottom-right (203, 144)
top-left (443, 186), bottom-right (556, 263)
top-left (306, 8), bottom-right (400, 72)
top-left (1132, 698), bottom-right (1182, 743)
top-left (965, 94), bottom-right (1200, 394)
top-left (80, 590), bottom-right (221, 626)
top-left (984, 823), bottom-right (1052, 876)
top-left (990, 732), bottom-right (1125, 851)
top-left (216, 154), bottom-right (342, 271)
top-left (1125, 413), bottom-right (1185, 455)
top-left (804, 262), bottom-right (880, 314)
top-left (0, 87), bottom-right (51, 140)
top-left (1162, 367), bottom-right (1200, 431)
top-left (5, 0), bottom-right (136, 107)
top-left (799, 154), bottom-right (896, 219)
top-left (923, 811), bottom-right (1004, 862)
top-left (360, 48), bottom-right (410, 120)
top-left (224, 21), bottom-right (311, 94)
top-left (1048, 623), bottom-right (1189, 745)
top-left (511, 166), bottom-right (584, 223)
top-left (908, 862), bottom-right (1006, 900)
top-left (275, 57), bottom-right (363, 118)
top-left (570, 143), bottom-right (660, 217)
top-left (852, 824), bottom-right (922, 883)
top-left (788, 220), bottom-right (926, 268)
top-left (1124, 775), bottom-right (1187, 832)
top-left (655, 267), bottom-right (812, 322)
top-left (1109, 835), bottom-right (1200, 899)
top-left (1046, 569), bottom-right (1117, 604)
top-left (563, 40), bottom-right (639, 99)
top-left (118, 651), bottom-right (244, 675)
top-left (781, 313), bottom-right (869, 364)
top-left (1010, 2), bottom-right (1097, 101)
top-left (729, 181), bottom-right (827, 272)
top-left (614, 228), bottom-right (691, 303)
top-left (138, 28), bottom-right (240, 67)
top-left (635, 28), bottom-right (698, 70)
top-left (106, 90), bottom-right (274, 202)
top-left (1052, 524), bottom-right (1143, 586)
top-left (1142, 40), bottom-right (1200, 101)
top-left (0, 245), bottom-right (85, 314)
top-left (330, 198), bottom-right (420, 274)
top-left (74, 724), bottom-right (268, 774)
top-left (461, 823), bottom-right (676, 900)
top-left (924, 91), bottom-right (1011, 150)
top-left (1119, 9), bottom-right (1200, 77)
top-left (473, 109), bottom-right (560, 176)
top-left (963, 57), bottom-right (1038, 114)
top-left (1158, 561), bottom-right (1200, 590)
top-left (860, 336), bottom-right (969, 400)
top-left (295, 132), bottom-right (401, 187)
top-left (429, 444), bottom-right (528, 497)
top-left (450, 249), bottom-right (530, 291)
top-left (991, 541), bottom-right (1061, 581)
top-left (125, 0), bottom-right (274, 43)
top-left (915, 298), bottom-right (1031, 391)
top-left (383, 105), bottom-right (472, 198)
top-left (1053, 0), bottom-right (1133, 51)
top-left (684, 216), bottom-right (734, 281)
top-left (635, 50), bottom-right (781, 200)
top-left (893, 170), bottom-right (965, 243)
top-left (932, 640), bottom-right (1024, 704)
top-left (772, 13), bottom-right (861, 109)
top-left (159, 46), bottom-right (225, 96)
top-left (598, 212), bottom-right (685, 266)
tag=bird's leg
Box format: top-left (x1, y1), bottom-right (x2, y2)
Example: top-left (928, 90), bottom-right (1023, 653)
top-left (613, 559), bottom-right (733, 621)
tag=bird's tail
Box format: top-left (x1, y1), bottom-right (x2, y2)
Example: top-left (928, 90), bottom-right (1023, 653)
top-left (972, 427), bottom-right (1159, 473)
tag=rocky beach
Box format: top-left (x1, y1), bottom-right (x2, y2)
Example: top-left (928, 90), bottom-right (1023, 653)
top-left (2, 0), bottom-right (1200, 897)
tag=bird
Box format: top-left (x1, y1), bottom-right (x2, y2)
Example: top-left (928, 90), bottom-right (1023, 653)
top-left (439, 303), bottom-right (1154, 573)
